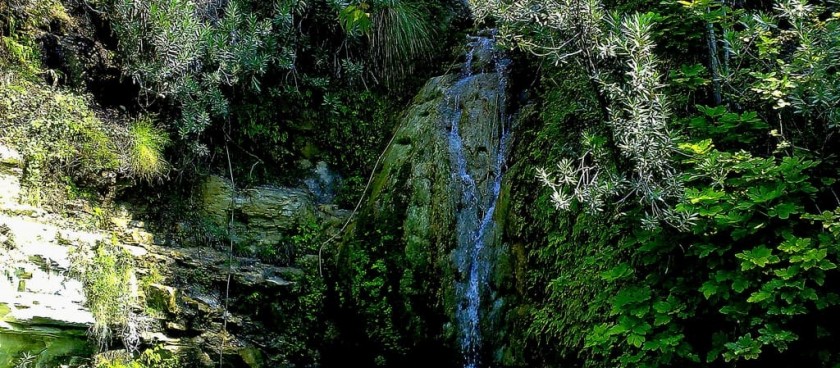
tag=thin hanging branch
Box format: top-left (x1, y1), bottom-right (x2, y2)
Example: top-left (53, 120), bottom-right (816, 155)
top-left (219, 131), bottom-right (235, 367)
top-left (317, 122), bottom-right (399, 276)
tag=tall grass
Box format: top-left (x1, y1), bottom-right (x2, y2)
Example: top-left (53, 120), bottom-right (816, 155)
top-left (370, 0), bottom-right (434, 86)
top-left (127, 117), bottom-right (170, 182)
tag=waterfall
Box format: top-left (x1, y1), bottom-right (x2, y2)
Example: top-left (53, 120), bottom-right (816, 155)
top-left (443, 33), bottom-right (511, 368)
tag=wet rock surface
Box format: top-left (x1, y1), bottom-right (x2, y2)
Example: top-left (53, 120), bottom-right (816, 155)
top-left (199, 175), bottom-right (319, 251)
top-left (337, 35), bottom-right (514, 365)
top-left (0, 141), bottom-right (345, 367)
top-left (0, 145), bottom-right (95, 367)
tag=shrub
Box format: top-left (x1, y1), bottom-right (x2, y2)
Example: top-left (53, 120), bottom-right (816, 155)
top-left (369, 0), bottom-right (434, 86)
top-left (127, 118), bottom-right (170, 181)
top-left (102, 0), bottom-right (293, 140)
top-left (338, 0), bottom-right (435, 86)
top-left (0, 71), bottom-right (121, 205)
top-left (70, 238), bottom-right (148, 352)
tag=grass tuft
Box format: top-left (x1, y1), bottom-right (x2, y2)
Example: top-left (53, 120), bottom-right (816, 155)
top-left (127, 117), bottom-right (170, 182)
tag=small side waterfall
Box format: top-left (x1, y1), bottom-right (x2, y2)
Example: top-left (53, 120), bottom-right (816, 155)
top-left (443, 33), bottom-right (511, 368)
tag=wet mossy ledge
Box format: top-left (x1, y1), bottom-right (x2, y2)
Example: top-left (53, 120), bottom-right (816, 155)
top-left (331, 39), bottom-right (524, 364)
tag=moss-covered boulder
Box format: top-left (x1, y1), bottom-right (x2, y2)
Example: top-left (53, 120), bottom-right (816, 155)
top-left (334, 54), bottom-right (512, 365)
top-left (199, 175), bottom-right (317, 254)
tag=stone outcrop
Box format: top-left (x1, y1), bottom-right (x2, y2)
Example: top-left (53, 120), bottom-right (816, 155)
top-left (0, 142), bottom-right (345, 367)
top-left (199, 175), bottom-right (318, 251)
top-left (0, 146), bottom-right (95, 367)
top-left (335, 37), bottom-right (514, 365)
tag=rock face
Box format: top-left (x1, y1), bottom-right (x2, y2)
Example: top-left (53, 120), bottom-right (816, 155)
top-left (0, 140), bottom-right (344, 367)
top-left (199, 175), bottom-right (318, 251)
top-left (335, 36), bottom-right (514, 366)
top-left (0, 146), bottom-right (95, 367)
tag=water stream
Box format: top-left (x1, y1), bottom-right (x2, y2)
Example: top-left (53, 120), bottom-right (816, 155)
top-left (444, 33), bottom-right (511, 368)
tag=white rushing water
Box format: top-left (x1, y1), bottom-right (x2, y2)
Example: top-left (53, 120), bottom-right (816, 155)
top-left (443, 33), bottom-right (511, 368)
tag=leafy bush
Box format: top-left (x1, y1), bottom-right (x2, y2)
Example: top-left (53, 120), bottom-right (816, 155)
top-left (583, 138), bottom-right (840, 366)
top-left (0, 71), bottom-right (121, 204)
top-left (486, 0), bottom-right (840, 367)
top-left (102, 0), bottom-right (295, 141)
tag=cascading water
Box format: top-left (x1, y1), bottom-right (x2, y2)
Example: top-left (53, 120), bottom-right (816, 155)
top-left (443, 33), bottom-right (512, 368)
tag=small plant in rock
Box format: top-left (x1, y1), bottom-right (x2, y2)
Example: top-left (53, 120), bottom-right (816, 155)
top-left (13, 351), bottom-right (36, 368)
top-left (70, 238), bottom-right (149, 352)
top-left (127, 117), bottom-right (170, 182)
top-left (94, 345), bottom-right (179, 368)
top-left (0, 223), bottom-right (15, 250)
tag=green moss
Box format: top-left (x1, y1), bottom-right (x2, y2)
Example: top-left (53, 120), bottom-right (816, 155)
top-left (0, 303), bottom-right (10, 319)
top-left (94, 345), bottom-right (180, 368)
top-left (486, 61), bottom-right (623, 367)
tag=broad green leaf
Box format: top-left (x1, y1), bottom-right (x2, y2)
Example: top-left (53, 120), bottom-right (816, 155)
top-left (601, 263), bottom-right (634, 281)
top-left (700, 281), bottom-right (718, 299)
top-left (747, 291), bottom-right (772, 303)
top-left (653, 300), bottom-right (672, 314)
top-left (627, 334), bottom-right (646, 348)
top-left (732, 277), bottom-right (750, 293)
top-left (769, 202), bottom-right (798, 219)
top-left (613, 287), bottom-right (652, 312)
top-left (736, 246), bottom-right (780, 269)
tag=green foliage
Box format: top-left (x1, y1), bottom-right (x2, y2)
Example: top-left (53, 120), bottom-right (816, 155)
top-left (236, 219), bottom-right (331, 367)
top-left (103, 0), bottom-right (294, 140)
top-left (686, 106), bottom-right (769, 147)
top-left (368, 0), bottom-right (434, 86)
top-left (70, 238), bottom-right (147, 352)
top-left (583, 138), bottom-right (840, 366)
top-left (127, 117), bottom-right (170, 181)
top-left (488, 0), bottom-right (840, 367)
top-left (1, 0), bottom-right (72, 77)
top-left (339, 3), bottom-right (372, 36)
top-left (0, 71), bottom-right (122, 205)
top-left (0, 0), bottom-right (70, 33)
top-left (494, 64), bottom-right (619, 366)
top-left (338, 0), bottom-right (435, 86)
top-left (319, 89), bottom-right (396, 182)
top-left (683, 0), bottom-right (840, 128)
top-left (1, 36), bottom-right (40, 74)
top-left (534, 9), bottom-right (686, 228)
top-left (95, 345), bottom-right (180, 368)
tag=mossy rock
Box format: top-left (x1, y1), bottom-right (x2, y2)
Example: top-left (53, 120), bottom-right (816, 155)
top-left (337, 70), bottom-right (513, 364)
top-left (199, 175), bottom-right (317, 252)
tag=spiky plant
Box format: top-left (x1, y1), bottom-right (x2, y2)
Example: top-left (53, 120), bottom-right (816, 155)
top-left (526, 9), bottom-right (688, 228)
top-left (127, 117), bottom-right (170, 181)
top-left (596, 12), bottom-right (685, 227)
top-left (369, 0), bottom-right (433, 86)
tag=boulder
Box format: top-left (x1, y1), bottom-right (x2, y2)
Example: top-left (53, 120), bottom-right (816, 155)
top-left (338, 35), bottom-right (514, 363)
top-left (145, 283), bottom-right (179, 315)
top-left (199, 176), bottom-right (317, 250)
